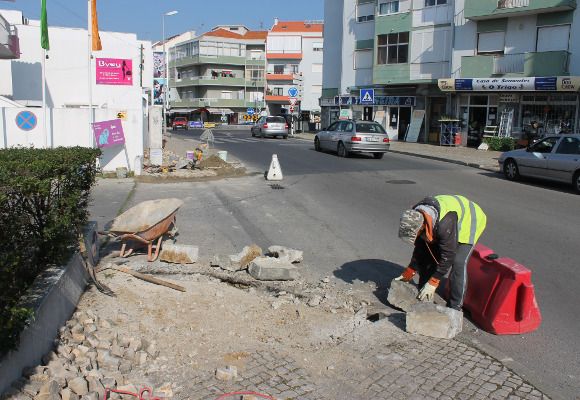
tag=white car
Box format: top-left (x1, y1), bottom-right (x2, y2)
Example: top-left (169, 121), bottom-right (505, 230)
top-left (498, 134), bottom-right (580, 194)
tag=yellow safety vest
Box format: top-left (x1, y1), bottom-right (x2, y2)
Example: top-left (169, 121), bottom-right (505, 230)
top-left (435, 195), bottom-right (487, 244)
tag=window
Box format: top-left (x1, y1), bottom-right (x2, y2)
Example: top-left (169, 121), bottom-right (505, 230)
top-left (290, 64), bottom-right (299, 74)
top-left (556, 137), bottom-right (580, 155)
top-left (312, 63), bottom-right (323, 73)
top-left (425, 0), bottom-right (447, 6)
top-left (377, 32), bottom-right (409, 65)
top-left (221, 91), bottom-right (232, 99)
top-left (273, 87), bottom-right (284, 96)
top-left (537, 25), bottom-right (570, 52)
top-left (530, 137), bottom-right (559, 154)
top-left (355, 50), bottom-right (373, 69)
top-left (379, 0), bottom-right (399, 15)
top-left (357, 3), bottom-right (375, 23)
top-left (477, 31), bottom-right (505, 54)
top-left (313, 42), bottom-right (323, 51)
top-left (274, 65), bottom-right (284, 74)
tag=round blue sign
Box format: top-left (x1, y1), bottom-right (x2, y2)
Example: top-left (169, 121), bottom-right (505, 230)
top-left (288, 87), bottom-right (298, 98)
top-left (247, 108), bottom-right (254, 115)
top-left (16, 111), bottom-right (38, 131)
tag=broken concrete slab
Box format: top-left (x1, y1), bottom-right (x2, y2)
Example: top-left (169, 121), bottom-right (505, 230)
top-left (387, 280), bottom-right (420, 312)
top-left (212, 245), bottom-right (262, 272)
top-left (268, 245), bottom-right (303, 263)
top-left (248, 257), bottom-right (299, 281)
top-left (160, 244), bottom-right (199, 264)
top-left (406, 302), bottom-right (463, 339)
top-left (215, 365), bottom-right (238, 381)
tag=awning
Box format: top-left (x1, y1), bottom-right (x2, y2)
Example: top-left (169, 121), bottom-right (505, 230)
top-left (168, 108), bottom-right (198, 114)
top-left (207, 108), bottom-right (234, 114)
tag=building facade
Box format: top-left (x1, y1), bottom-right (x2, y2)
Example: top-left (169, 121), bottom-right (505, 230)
top-left (0, 9), bottom-right (155, 172)
top-left (322, 0), bottom-right (580, 144)
top-left (167, 26), bottom-right (268, 125)
top-left (265, 19), bottom-right (324, 128)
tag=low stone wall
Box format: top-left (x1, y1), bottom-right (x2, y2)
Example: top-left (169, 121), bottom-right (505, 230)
top-left (0, 222), bottom-right (98, 395)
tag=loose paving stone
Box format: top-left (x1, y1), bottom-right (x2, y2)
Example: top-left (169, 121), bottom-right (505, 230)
top-left (212, 245), bottom-right (262, 271)
top-left (248, 257), bottom-right (299, 281)
top-left (387, 280), bottom-right (420, 311)
top-left (268, 246), bottom-right (303, 263)
top-left (406, 302), bottom-right (463, 339)
top-left (160, 244), bottom-right (199, 264)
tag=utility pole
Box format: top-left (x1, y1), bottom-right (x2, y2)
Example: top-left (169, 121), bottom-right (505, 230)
top-left (140, 44), bottom-right (144, 87)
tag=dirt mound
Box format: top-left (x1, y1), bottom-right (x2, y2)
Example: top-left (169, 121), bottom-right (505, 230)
top-left (197, 154), bottom-right (228, 169)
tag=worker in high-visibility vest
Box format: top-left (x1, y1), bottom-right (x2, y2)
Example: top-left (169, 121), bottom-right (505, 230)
top-left (395, 195), bottom-right (487, 310)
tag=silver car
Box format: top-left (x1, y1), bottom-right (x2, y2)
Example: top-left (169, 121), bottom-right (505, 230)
top-left (251, 116), bottom-right (289, 139)
top-left (314, 120), bottom-right (390, 159)
top-left (498, 134), bottom-right (580, 194)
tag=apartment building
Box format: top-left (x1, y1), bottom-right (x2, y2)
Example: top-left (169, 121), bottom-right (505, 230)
top-left (322, 0), bottom-right (580, 143)
top-left (265, 19), bottom-right (324, 126)
top-left (168, 26), bottom-right (268, 124)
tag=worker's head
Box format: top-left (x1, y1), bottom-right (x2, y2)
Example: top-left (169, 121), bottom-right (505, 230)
top-left (398, 209), bottom-right (424, 245)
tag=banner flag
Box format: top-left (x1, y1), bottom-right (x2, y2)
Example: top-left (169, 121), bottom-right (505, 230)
top-left (92, 0), bottom-right (102, 51)
top-left (41, 0), bottom-right (49, 50)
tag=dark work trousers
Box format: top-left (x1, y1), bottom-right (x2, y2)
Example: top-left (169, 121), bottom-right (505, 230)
top-left (415, 239), bottom-right (475, 311)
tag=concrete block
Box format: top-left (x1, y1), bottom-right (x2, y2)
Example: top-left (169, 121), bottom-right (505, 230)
top-left (212, 245), bottom-right (262, 272)
top-left (406, 302), bottom-right (463, 339)
top-left (215, 365), bottom-right (238, 381)
top-left (160, 244), bottom-right (199, 264)
top-left (387, 280), bottom-right (420, 311)
top-left (248, 257), bottom-right (299, 281)
top-left (268, 245), bottom-right (303, 263)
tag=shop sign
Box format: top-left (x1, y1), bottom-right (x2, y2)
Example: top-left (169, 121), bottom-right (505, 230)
top-left (334, 96), bottom-right (415, 106)
top-left (96, 58), bottom-right (133, 86)
top-left (499, 93), bottom-right (519, 103)
top-left (438, 77), bottom-right (580, 92)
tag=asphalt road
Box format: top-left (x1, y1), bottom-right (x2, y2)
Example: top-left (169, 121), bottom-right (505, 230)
top-left (167, 127), bottom-right (579, 399)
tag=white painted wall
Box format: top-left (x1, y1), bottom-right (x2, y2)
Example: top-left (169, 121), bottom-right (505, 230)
top-left (301, 36), bottom-right (324, 111)
top-left (322, 0), bottom-right (344, 93)
top-left (451, 0), bottom-right (477, 78)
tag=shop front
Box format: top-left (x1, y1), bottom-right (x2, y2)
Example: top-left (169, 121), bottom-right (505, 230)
top-left (438, 77), bottom-right (580, 146)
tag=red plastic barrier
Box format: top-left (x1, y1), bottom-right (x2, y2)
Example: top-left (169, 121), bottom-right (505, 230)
top-left (462, 244), bottom-right (541, 335)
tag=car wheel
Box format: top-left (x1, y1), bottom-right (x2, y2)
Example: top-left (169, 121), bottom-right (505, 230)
top-left (251, 131), bottom-right (255, 137)
top-left (573, 171), bottom-right (580, 194)
top-left (503, 159), bottom-right (520, 181)
top-left (314, 137), bottom-right (321, 151)
top-left (337, 142), bottom-right (349, 158)
top-left (373, 153), bottom-right (384, 159)
top-left (282, 135), bottom-right (288, 139)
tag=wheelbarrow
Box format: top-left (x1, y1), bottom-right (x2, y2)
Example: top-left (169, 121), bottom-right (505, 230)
top-left (99, 198), bottom-right (184, 261)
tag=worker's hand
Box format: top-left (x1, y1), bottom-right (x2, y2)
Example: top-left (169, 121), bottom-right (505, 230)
top-left (394, 266), bottom-right (416, 282)
top-left (418, 277), bottom-right (440, 302)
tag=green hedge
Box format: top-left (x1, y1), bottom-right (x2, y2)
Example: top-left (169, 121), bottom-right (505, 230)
top-left (0, 146), bottom-right (101, 352)
top-left (482, 136), bottom-right (515, 152)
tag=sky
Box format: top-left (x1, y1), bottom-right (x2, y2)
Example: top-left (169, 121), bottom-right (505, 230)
top-left (3, 0), bottom-right (325, 43)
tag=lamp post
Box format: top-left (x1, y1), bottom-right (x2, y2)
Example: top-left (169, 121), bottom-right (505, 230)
top-left (162, 10), bottom-right (178, 136)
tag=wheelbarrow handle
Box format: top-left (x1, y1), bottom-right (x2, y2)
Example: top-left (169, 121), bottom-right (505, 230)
top-left (98, 231), bottom-right (119, 238)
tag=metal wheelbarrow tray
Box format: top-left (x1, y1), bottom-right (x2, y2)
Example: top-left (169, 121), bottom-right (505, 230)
top-left (100, 198), bottom-right (184, 261)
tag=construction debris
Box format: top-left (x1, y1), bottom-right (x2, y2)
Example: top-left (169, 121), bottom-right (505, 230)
top-left (160, 244), bottom-right (199, 264)
top-left (268, 245), bottom-right (303, 263)
top-left (248, 257), bottom-right (300, 281)
top-left (406, 302), bottom-right (463, 339)
top-left (387, 280), bottom-right (420, 311)
top-left (211, 245), bottom-right (262, 272)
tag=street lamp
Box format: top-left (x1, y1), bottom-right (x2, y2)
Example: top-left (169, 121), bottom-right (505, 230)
top-left (163, 10), bottom-right (178, 136)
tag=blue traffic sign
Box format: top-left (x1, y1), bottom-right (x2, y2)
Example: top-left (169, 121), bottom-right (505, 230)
top-left (361, 89), bottom-right (374, 104)
top-left (288, 87), bottom-right (298, 98)
top-left (247, 108), bottom-right (254, 115)
top-left (16, 111), bottom-right (38, 131)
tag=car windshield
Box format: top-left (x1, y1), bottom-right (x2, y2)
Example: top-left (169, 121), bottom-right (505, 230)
top-left (266, 117), bottom-right (286, 123)
top-left (356, 123), bottom-right (386, 134)
top-left (175, 117), bottom-right (186, 121)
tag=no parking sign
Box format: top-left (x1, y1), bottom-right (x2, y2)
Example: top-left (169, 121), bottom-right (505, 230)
top-left (16, 111), bottom-right (38, 131)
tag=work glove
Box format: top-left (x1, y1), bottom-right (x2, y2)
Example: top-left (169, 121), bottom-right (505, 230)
top-left (418, 277), bottom-right (440, 302)
top-left (394, 266), bottom-right (417, 282)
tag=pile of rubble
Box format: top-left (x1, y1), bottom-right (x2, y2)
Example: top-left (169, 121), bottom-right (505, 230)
top-left (1, 310), bottom-right (164, 400)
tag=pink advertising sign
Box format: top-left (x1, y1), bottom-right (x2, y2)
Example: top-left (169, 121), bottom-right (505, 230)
top-left (93, 119), bottom-right (125, 148)
top-left (96, 58), bottom-right (133, 85)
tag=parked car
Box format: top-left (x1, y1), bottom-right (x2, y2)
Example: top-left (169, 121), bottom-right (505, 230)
top-left (314, 120), bottom-right (390, 159)
top-left (251, 116), bottom-right (289, 138)
top-left (172, 117), bottom-right (188, 130)
top-left (498, 134), bottom-right (580, 194)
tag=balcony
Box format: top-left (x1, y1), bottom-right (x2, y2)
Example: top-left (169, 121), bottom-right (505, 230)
top-left (171, 75), bottom-right (246, 88)
top-left (170, 97), bottom-right (260, 108)
top-left (170, 55), bottom-right (248, 68)
top-left (0, 13), bottom-right (19, 59)
top-left (461, 50), bottom-right (571, 77)
top-left (464, 0), bottom-right (576, 20)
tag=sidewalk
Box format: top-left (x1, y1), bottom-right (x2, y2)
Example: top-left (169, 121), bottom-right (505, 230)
top-left (292, 132), bottom-right (501, 172)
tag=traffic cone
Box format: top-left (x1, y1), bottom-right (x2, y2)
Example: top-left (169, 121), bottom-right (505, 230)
top-left (266, 154), bottom-right (283, 181)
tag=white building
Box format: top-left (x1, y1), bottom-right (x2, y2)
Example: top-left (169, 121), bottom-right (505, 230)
top-left (266, 19), bottom-right (324, 129)
top-left (0, 9), bottom-right (154, 172)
